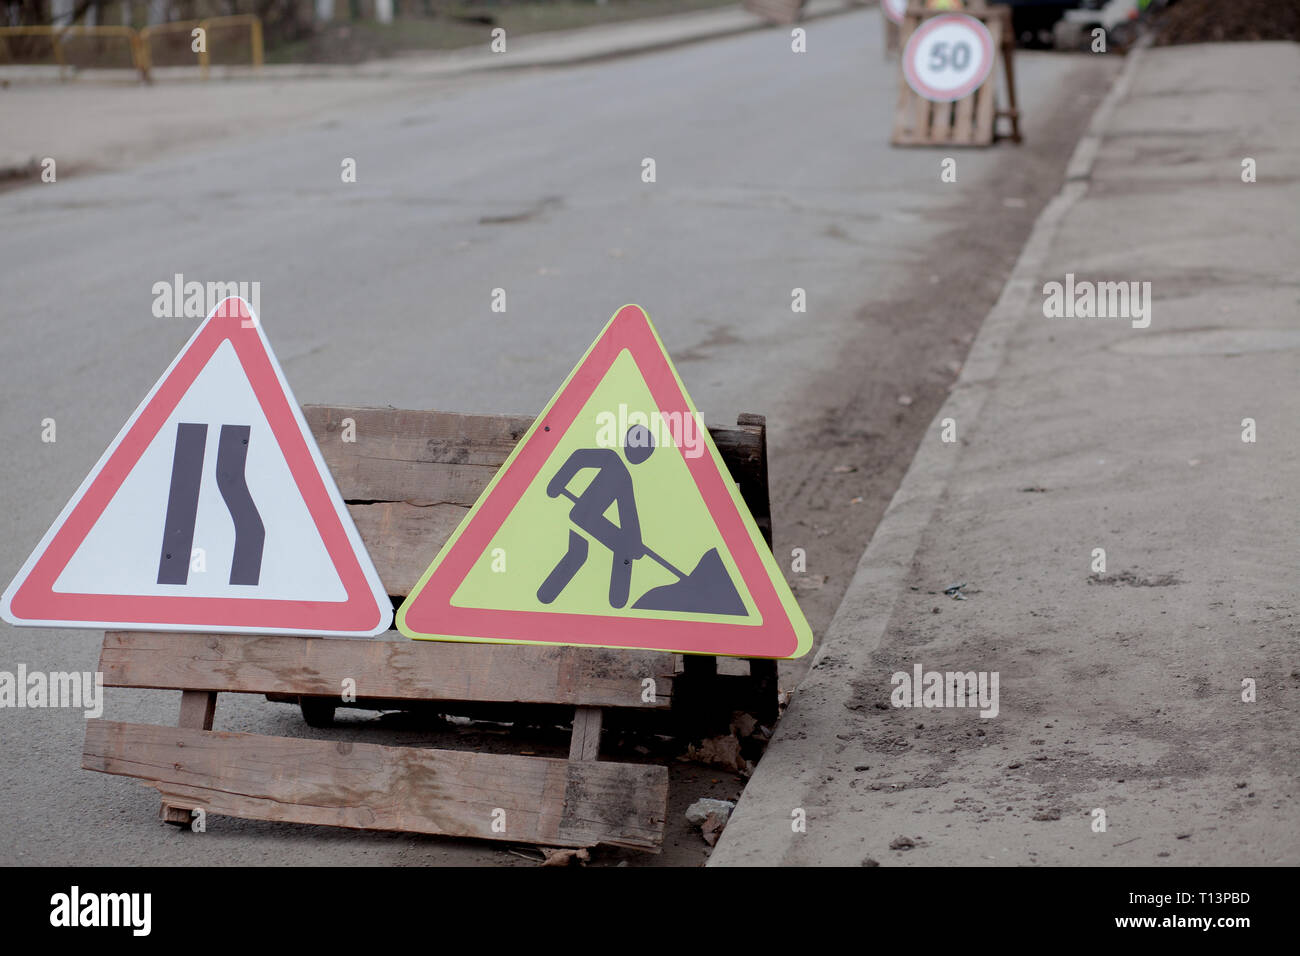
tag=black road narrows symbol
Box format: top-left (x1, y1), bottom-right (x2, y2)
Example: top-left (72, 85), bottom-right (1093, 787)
top-left (216, 424), bottom-right (264, 586)
top-left (155, 422), bottom-right (265, 587)
top-left (156, 422), bottom-right (207, 585)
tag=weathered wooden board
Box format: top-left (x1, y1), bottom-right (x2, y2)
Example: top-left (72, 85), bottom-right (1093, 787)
top-left (972, 15), bottom-right (1003, 143)
top-left (732, 413), bottom-right (772, 549)
top-left (953, 83), bottom-right (976, 142)
top-left (305, 407), bottom-right (532, 508)
top-left (99, 631), bottom-right (676, 709)
top-left (304, 406), bottom-right (766, 513)
top-left (346, 500), bottom-right (468, 595)
top-left (162, 689), bottom-right (218, 825)
top-left (305, 407), bottom-right (771, 595)
top-left (569, 706), bottom-right (604, 762)
top-left (85, 721), bottom-right (668, 850)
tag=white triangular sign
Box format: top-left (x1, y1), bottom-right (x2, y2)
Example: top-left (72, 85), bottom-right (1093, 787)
top-left (2, 298), bottom-right (392, 636)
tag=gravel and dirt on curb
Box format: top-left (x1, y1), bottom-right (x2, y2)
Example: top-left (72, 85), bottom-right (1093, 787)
top-left (1150, 0), bottom-right (1300, 45)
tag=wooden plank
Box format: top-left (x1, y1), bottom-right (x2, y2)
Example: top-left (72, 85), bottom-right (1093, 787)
top-left (973, 11), bottom-right (1003, 145)
top-left (346, 500), bottom-right (465, 595)
top-left (569, 706), bottom-right (603, 762)
top-left (972, 74), bottom-right (998, 146)
top-left (178, 689), bottom-right (216, 730)
top-left (892, 14), bottom-right (919, 140)
top-left (304, 407), bottom-right (765, 514)
top-left (313, 406), bottom-right (769, 599)
top-left (996, 14), bottom-right (1021, 143)
top-left (98, 632), bottom-right (675, 709)
top-left (929, 99), bottom-right (953, 144)
top-left (162, 689), bottom-right (217, 826)
top-left (912, 92), bottom-right (932, 145)
top-left (713, 419), bottom-right (768, 515)
top-left (160, 803), bottom-right (195, 825)
top-left (305, 406), bottom-right (530, 507)
top-left (351, 483), bottom-right (783, 596)
top-left (952, 85), bottom-right (976, 143)
top-left (734, 413), bottom-right (772, 548)
top-left (747, 658), bottom-right (780, 724)
top-left (84, 721), bottom-right (668, 850)
top-left (893, 10), bottom-right (926, 147)
top-left (892, 92), bottom-right (915, 145)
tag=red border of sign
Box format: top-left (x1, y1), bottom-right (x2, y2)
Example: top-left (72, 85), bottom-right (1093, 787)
top-left (6, 302), bottom-right (384, 633)
top-left (902, 13), bottom-right (995, 104)
top-left (401, 305), bottom-right (801, 659)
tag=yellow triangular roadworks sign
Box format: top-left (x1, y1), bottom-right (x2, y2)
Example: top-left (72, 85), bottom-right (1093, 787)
top-left (397, 305), bottom-right (812, 659)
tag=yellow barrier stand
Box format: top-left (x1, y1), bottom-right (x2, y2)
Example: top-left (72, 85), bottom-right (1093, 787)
top-left (1, 16), bottom-right (261, 82)
top-left (0, 25), bottom-right (146, 80)
top-left (136, 19), bottom-right (200, 80)
top-left (139, 14), bottom-right (262, 81)
top-left (199, 15), bottom-right (264, 80)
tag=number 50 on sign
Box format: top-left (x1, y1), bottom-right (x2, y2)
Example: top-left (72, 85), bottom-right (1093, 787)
top-left (902, 13), bottom-right (995, 103)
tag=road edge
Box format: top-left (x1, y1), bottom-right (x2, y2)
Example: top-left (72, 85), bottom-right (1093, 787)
top-left (0, 1), bottom-right (860, 181)
top-left (0, 0), bottom-right (858, 88)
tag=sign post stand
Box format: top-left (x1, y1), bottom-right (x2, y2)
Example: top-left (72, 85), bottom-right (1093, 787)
top-left (891, 1), bottom-right (1022, 147)
top-left (8, 300), bottom-right (804, 851)
top-left (79, 405), bottom-right (782, 850)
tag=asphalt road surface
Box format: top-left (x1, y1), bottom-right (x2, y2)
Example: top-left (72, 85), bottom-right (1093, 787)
top-left (0, 9), bottom-right (1117, 865)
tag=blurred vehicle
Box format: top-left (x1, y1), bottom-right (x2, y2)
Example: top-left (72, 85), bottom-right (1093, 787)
top-left (988, 0), bottom-right (1170, 48)
top-left (985, 1), bottom-right (1101, 47)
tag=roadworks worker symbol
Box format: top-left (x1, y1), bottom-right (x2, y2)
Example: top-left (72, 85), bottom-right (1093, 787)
top-left (0, 297), bottom-right (392, 637)
top-left (397, 304), bottom-right (813, 659)
top-left (538, 425), bottom-right (747, 617)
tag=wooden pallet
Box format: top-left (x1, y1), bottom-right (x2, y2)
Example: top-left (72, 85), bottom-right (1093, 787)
top-left (82, 406), bottom-right (778, 852)
top-left (891, 2), bottom-right (1022, 147)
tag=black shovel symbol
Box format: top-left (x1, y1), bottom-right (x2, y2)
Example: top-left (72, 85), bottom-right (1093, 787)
top-left (632, 543), bottom-right (747, 616)
top-left (554, 487), bottom-right (745, 616)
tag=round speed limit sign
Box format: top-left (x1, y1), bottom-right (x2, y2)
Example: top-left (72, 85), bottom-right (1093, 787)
top-left (902, 14), bottom-right (995, 103)
top-left (882, 0), bottom-right (907, 24)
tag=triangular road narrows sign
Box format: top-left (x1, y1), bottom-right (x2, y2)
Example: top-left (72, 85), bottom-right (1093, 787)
top-left (1, 298), bottom-right (392, 637)
top-left (397, 305), bottom-right (812, 659)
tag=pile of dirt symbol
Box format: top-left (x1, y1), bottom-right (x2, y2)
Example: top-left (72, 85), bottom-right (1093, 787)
top-left (1151, 0), bottom-right (1300, 45)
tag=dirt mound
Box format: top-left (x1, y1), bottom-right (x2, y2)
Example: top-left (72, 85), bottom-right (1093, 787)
top-left (1151, 0), bottom-right (1300, 46)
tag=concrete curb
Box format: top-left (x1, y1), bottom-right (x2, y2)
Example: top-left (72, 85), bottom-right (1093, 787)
top-left (707, 38), bottom-right (1151, 867)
